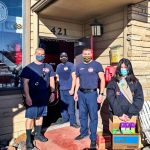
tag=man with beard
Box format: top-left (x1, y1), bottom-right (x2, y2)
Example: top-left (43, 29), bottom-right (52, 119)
top-left (56, 52), bottom-right (79, 128)
top-left (74, 48), bottom-right (105, 148)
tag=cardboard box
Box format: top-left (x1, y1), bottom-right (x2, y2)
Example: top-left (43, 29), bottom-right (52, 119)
top-left (113, 134), bottom-right (139, 149)
top-left (96, 132), bottom-right (112, 150)
top-left (109, 116), bottom-right (140, 149)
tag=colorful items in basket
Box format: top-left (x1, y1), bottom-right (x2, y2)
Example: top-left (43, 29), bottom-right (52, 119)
top-left (120, 122), bottom-right (136, 134)
top-left (112, 128), bottom-right (121, 134)
top-left (130, 122), bottom-right (136, 134)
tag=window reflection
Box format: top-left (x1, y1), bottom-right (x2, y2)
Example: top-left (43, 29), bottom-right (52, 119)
top-left (0, 0), bottom-right (22, 89)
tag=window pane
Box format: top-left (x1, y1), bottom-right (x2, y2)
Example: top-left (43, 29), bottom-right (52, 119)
top-left (0, 0), bottom-right (23, 89)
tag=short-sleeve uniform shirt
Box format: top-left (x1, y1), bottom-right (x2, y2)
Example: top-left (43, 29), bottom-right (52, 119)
top-left (76, 60), bottom-right (104, 89)
top-left (56, 62), bottom-right (75, 90)
top-left (20, 62), bottom-right (55, 106)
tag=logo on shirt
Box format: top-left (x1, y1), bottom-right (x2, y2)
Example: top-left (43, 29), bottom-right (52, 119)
top-left (88, 67), bottom-right (94, 72)
top-left (43, 67), bottom-right (49, 73)
top-left (64, 67), bottom-right (68, 71)
top-left (80, 68), bottom-right (85, 70)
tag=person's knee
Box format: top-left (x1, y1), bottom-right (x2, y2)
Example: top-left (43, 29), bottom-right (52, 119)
top-left (79, 112), bottom-right (88, 119)
top-left (26, 118), bottom-right (34, 129)
top-left (68, 107), bottom-right (75, 114)
top-left (36, 116), bottom-right (43, 120)
top-left (35, 117), bottom-right (43, 125)
top-left (68, 111), bottom-right (75, 116)
top-left (26, 118), bottom-right (34, 123)
top-left (90, 114), bottom-right (98, 121)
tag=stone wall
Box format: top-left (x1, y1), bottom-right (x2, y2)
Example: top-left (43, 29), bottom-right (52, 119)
top-left (127, 1), bottom-right (150, 100)
top-left (84, 0), bottom-right (150, 100)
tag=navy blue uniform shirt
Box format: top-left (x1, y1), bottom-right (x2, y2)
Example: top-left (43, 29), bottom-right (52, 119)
top-left (56, 62), bottom-right (75, 90)
top-left (76, 60), bottom-right (104, 89)
top-left (21, 62), bottom-right (55, 106)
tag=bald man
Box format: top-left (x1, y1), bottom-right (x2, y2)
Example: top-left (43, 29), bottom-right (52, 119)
top-left (21, 48), bottom-right (55, 150)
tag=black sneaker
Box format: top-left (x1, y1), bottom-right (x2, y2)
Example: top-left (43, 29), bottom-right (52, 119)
top-left (90, 140), bottom-right (96, 149)
top-left (26, 141), bottom-right (34, 150)
top-left (34, 134), bottom-right (48, 142)
top-left (70, 123), bottom-right (80, 128)
top-left (56, 118), bottom-right (68, 124)
top-left (74, 134), bottom-right (89, 140)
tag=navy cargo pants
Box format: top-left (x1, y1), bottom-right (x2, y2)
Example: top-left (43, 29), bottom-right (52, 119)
top-left (78, 90), bottom-right (98, 141)
top-left (60, 90), bottom-right (76, 125)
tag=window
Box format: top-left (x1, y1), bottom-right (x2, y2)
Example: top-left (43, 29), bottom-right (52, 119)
top-left (0, 0), bottom-right (23, 89)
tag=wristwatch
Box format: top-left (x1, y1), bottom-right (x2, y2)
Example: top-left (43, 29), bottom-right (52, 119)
top-left (100, 93), bottom-right (104, 96)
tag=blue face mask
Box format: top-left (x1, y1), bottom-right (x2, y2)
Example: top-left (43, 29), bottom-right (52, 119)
top-left (120, 68), bottom-right (128, 76)
top-left (36, 55), bottom-right (45, 62)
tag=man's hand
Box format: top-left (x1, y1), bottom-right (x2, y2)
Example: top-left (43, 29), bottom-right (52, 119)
top-left (25, 96), bottom-right (32, 106)
top-left (69, 89), bottom-right (74, 95)
top-left (97, 94), bottom-right (103, 103)
top-left (119, 114), bottom-right (130, 122)
top-left (49, 93), bottom-right (55, 103)
top-left (74, 93), bottom-right (78, 101)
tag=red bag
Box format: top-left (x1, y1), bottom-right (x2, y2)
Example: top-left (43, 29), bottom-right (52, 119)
top-left (105, 66), bottom-right (116, 85)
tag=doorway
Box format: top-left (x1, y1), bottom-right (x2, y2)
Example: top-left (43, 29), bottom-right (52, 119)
top-left (39, 38), bottom-right (74, 127)
top-left (39, 38), bottom-right (74, 71)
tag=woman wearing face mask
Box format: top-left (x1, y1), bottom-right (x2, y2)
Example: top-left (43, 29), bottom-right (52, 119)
top-left (106, 58), bottom-right (144, 122)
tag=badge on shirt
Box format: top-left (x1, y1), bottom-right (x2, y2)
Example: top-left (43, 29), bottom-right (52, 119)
top-left (64, 67), bottom-right (68, 71)
top-left (88, 67), bottom-right (94, 72)
top-left (43, 67), bottom-right (49, 73)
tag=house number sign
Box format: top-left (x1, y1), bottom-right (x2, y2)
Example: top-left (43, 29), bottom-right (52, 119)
top-left (50, 27), bottom-right (67, 36)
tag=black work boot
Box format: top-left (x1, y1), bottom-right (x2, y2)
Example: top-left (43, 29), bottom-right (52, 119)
top-left (34, 125), bottom-right (48, 142)
top-left (70, 123), bottom-right (80, 128)
top-left (34, 134), bottom-right (48, 142)
top-left (26, 142), bottom-right (34, 150)
top-left (90, 140), bottom-right (96, 149)
top-left (56, 118), bottom-right (68, 124)
top-left (74, 134), bottom-right (89, 140)
top-left (26, 129), bottom-right (34, 150)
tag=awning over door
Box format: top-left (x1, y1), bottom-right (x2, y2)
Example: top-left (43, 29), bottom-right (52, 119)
top-left (32, 0), bottom-right (144, 22)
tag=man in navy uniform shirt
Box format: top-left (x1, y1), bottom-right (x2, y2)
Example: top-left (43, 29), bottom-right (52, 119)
top-left (74, 48), bottom-right (105, 148)
top-left (21, 48), bottom-right (55, 150)
top-left (56, 52), bottom-right (79, 128)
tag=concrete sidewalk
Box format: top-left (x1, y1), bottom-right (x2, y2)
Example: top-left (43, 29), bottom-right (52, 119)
top-left (35, 126), bottom-right (92, 150)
